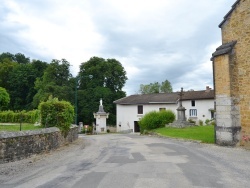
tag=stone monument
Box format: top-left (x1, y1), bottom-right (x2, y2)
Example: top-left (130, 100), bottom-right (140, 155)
top-left (168, 88), bottom-right (194, 128)
top-left (93, 99), bottom-right (109, 133)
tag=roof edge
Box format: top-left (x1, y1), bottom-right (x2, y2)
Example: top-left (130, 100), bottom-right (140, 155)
top-left (211, 41), bottom-right (237, 60)
top-left (219, 0), bottom-right (241, 28)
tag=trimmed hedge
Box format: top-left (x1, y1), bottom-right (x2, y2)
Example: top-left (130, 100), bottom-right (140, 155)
top-left (139, 110), bottom-right (175, 134)
top-left (0, 110), bottom-right (40, 123)
top-left (38, 97), bottom-right (74, 134)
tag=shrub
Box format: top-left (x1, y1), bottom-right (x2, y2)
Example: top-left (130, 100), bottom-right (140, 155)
top-left (139, 110), bottom-right (175, 134)
top-left (107, 129), bottom-right (110, 133)
top-left (205, 119), bottom-right (210, 125)
top-left (38, 97), bottom-right (74, 135)
top-left (188, 118), bottom-right (196, 124)
top-left (199, 120), bottom-right (204, 126)
top-left (0, 110), bottom-right (40, 123)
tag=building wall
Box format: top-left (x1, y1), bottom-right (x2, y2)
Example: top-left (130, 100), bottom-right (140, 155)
top-left (183, 99), bottom-right (214, 123)
top-left (116, 104), bottom-right (177, 132)
top-left (215, 0), bottom-right (250, 147)
top-left (116, 99), bottom-right (214, 132)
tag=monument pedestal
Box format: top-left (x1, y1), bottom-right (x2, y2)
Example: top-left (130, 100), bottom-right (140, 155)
top-left (93, 99), bottom-right (109, 133)
top-left (168, 88), bottom-right (195, 128)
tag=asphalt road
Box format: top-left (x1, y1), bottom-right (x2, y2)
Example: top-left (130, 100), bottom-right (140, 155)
top-left (1, 134), bottom-right (250, 188)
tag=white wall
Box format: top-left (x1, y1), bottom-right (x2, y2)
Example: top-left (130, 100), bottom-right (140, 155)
top-left (182, 99), bottom-right (214, 124)
top-left (116, 103), bottom-right (177, 132)
top-left (116, 99), bottom-right (214, 132)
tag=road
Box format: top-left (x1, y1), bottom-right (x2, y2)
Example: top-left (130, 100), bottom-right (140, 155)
top-left (1, 134), bottom-right (250, 188)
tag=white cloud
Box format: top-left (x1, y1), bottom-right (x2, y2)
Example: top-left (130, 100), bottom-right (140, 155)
top-left (0, 0), bottom-right (236, 95)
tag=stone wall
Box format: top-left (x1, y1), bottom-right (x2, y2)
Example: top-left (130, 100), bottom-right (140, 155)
top-left (213, 0), bottom-right (250, 147)
top-left (106, 126), bottom-right (117, 133)
top-left (0, 126), bottom-right (78, 164)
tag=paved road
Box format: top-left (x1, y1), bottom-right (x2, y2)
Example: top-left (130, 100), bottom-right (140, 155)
top-left (1, 134), bottom-right (250, 188)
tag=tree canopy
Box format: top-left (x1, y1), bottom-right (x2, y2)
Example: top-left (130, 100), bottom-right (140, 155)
top-left (32, 59), bottom-right (73, 108)
top-left (78, 57), bottom-right (127, 125)
top-left (139, 79), bottom-right (173, 94)
top-left (0, 52), bottom-right (128, 126)
top-left (0, 87), bottom-right (10, 110)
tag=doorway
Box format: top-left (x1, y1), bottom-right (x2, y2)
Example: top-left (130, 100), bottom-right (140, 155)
top-left (134, 121), bottom-right (140, 132)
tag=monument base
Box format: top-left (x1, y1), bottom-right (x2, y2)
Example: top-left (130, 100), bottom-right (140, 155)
top-left (167, 120), bottom-right (195, 128)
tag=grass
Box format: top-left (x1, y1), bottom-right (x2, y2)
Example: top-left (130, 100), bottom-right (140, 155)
top-left (152, 125), bottom-right (215, 143)
top-left (0, 123), bottom-right (42, 132)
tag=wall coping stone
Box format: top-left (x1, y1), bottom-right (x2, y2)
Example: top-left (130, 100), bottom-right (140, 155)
top-left (0, 125), bottom-right (78, 139)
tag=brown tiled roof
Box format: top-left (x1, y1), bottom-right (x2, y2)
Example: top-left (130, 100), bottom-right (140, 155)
top-left (114, 90), bottom-right (214, 104)
top-left (219, 0), bottom-right (241, 28)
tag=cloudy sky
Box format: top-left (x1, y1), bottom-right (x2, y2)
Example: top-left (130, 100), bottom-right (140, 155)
top-left (0, 0), bottom-right (235, 95)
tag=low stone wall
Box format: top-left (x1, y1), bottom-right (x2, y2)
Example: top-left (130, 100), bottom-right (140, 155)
top-left (0, 126), bottom-right (78, 164)
top-left (106, 126), bottom-right (117, 133)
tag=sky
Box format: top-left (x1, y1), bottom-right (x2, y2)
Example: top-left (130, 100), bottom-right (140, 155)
top-left (0, 0), bottom-right (236, 95)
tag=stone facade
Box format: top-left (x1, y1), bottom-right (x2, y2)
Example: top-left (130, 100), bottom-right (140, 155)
top-left (0, 126), bottom-right (78, 164)
top-left (212, 0), bottom-right (250, 147)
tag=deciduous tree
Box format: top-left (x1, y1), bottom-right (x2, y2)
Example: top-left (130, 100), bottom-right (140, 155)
top-left (0, 87), bottom-right (10, 110)
top-left (77, 57), bottom-right (127, 125)
top-left (139, 79), bottom-right (172, 94)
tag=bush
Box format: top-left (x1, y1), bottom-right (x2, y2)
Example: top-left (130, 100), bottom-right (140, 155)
top-left (107, 129), bottom-right (110, 133)
top-left (0, 110), bottom-right (40, 123)
top-left (188, 118), bottom-right (196, 124)
top-left (199, 120), bottom-right (204, 126)
top-left (38, 97), bottom-right (74, 135)
top-left (139, 110), bottom-right (175, 134)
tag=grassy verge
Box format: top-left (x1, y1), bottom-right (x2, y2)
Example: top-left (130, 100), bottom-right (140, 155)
top-left (152, 125), bottom-right (215, 143)
top-left (0, 123), bottom-right (42, 132)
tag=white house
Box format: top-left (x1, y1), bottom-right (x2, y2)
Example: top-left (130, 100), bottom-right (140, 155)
top-left (114, 87), bottom-right (215, 133)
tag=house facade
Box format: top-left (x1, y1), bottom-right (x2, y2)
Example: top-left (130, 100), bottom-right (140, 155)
top-left (211, 0), bottom-right (250, 147)
top-left (114, 87), bottom-right (214, 133)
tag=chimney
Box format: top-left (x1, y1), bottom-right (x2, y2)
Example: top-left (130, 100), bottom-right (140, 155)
top-left (206, 86), bottom-right (211, 92)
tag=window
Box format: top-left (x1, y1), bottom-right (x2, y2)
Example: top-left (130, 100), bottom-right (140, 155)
top-left (159, 108), bottom-right (166, 111)
top-left (138, 105), bottom-right (143, 114)
top-left (189, 109), bottom-right (197, 117)
top-left (191, 100), bottom-right (195, 107)
top-left (211, 111), bottom-right (215, 119)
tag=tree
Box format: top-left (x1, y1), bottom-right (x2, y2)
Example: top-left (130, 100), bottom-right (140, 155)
top-left (8, 64), bottom-right (37, 110)
top-left (77, 57), bottom-right (127, 125)
top-left (0, 87), bottom-right (10, 110)
top-left (139, 79), bottom-right (172, 94)
top-left (0, 60), bottom-right (18, 90)
top-left (33, 59), bottom-right (74, 108)
top-left (160, 79), bottom-right (173, 93)
top-left (0, 52), bottom-right (30, 64)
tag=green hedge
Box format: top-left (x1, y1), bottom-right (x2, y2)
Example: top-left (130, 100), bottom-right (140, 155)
top-left (38, 97), bottom-right (74, 134)
top-left (0, 110), bottom-right (40, 123)
top-left (139, 110), bottom-right (175, 134)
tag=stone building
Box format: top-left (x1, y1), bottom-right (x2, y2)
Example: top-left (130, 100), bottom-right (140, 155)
top-left (211, 0), bottom-right (250, 147)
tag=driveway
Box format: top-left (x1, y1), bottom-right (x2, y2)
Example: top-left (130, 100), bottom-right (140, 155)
top-left (0, 134), bottom-right (250, 188)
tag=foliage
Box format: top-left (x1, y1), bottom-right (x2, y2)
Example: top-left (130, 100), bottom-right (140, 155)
top-left (139, 110), bottom-right (175, 133)
top-left (0, 123), bottom-right (42, 132)
top-left (38, 97), bottom-right (74, 134)
top-left (8, 64), bottom-right (38, 110)
top-left (0, 87), bottom-right (10, 110)
top-left (0, 52), bottom-right (30, 64)
top-left (188, 118), bottom-right (196, 124)
top-left (199, 120), bottom-right (204, 126)
top-left (139, 79), bottom-right (172, 94)
top-left (33, 59), bottom-right (73, 108)
top-left (0, 52), bottom-right (48, 111)
top-left (0, 110), bottom-right (40, 123)
top-left (205, 119), bottom-right (215, 126)
top-left (153, 125), bottom-right (215, 143)
top-left (78, 57), bottom-right (127, 125)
